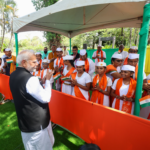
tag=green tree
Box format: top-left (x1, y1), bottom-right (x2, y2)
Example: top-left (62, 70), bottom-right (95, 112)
top-left (31, 0), bottom-right (60, 49)
top-left (0, 0), bottom-right (17, 51)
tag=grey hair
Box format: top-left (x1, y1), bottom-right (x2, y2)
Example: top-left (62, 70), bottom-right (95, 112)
top-left (17, 50), bottom-right (35, 65)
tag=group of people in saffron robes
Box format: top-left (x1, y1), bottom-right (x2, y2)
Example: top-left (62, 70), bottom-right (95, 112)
top-left (1, 44), bottom-right (150, 119)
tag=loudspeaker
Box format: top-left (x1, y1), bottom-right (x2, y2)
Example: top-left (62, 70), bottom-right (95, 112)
top-left (83, 44), bottom-right (87, 49)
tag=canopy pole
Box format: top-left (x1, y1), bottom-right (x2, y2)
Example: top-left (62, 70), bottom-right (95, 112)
top-left (70, 38), bottom-right (71, 54)
top-left (14, 33), bottom-right (19, 66)
top-left (134, 3), bottom-right (150, 116)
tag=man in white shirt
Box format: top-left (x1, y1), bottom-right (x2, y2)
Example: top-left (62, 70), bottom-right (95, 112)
top-left (62, 46), bottom-right (69, 56)
top-left (114, 44), bottom-right (128, 60)
top-left (9, 50), bottom-right (54, 150)
top-left (92, 45), bottom-right (106, 65)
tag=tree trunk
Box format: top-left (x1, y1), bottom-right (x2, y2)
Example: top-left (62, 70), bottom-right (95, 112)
top-left (0, 15), bottom-right (5, 52)
top-left (129, 28), bottom-right (132, 47)
top-left (133, 28), bottom-right (138, 45)
top-left (9, 19), bottom-right (13, 48)
top-left (122, 28), bottom-right (124, 44)
top-left (92, 37), bottom-right (95, 49)
top-left (136, 29), bottom-right (140, 46)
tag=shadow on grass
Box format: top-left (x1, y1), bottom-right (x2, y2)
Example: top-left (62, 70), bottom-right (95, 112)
top-left (0, 102), bottom-right (85, 150)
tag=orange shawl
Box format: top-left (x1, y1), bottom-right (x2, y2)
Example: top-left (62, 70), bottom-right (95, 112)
top-left (71, 72), bottom-right (86, 100)
top-left (61, 67), bottom-right (75, 82)
top-left (41, 69), bottom-right (49, 79)
top-left (80, 58), bottom-right (89, 73)
top-left (105, 64), bottom-right (117, 74)
top-left (96, 50), bottom-right (104, 62)
top-left (56, 57), bottom-right (64, 68)
top-left (39, 59), bottom-right (42, 70)
top-left (114, 78), bottom-right (136, 114)
top-left (33, 70), bottom-right (41, 76)
top-left (91, 74), bottom-right (107, 105)
top-left (123, 57), bottom-right (128, 65)
top-left (48, 52), bottom-right (57, 70)
top-left (135, 65), bottom-right (138, 81)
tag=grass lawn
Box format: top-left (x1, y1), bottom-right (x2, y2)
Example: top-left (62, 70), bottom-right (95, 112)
top-left (0, 102), bottom-right (85, 150)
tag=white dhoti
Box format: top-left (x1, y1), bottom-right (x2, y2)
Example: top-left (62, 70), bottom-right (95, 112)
top-left (21, 122), bottom-right (54, 150)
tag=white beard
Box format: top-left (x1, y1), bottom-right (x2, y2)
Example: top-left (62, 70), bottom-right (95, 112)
top-left (26, 63), bottom-right (36, 72)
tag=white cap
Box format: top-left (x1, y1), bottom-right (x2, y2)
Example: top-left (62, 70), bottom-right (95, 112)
top-left (98, 45), bottom-right (102, 47)
top-left (80, 49), bottom-right (87, 56)
top-left (130, 46), bottom-right (138, 50)
top-left (63, 55), bottom-right (74, 60)
top-left (36, 52), bottom-right (41, 55)
top-left (128, 54), bottom-right (139, 59)
top-left (42, 59), bottom-right (50, 63)
top-left (121, 65), bottom-right (135, 72)
top-left (56, 48), bottom-right (62, 51)
top-left (119, 44), bottom-right (124, 46)
top-left (96, 62), bottom-right (106, 67)
top-left (76, 61), bottom-right (85, 66)
top-left (111, 54), bottom-right (123, 59)
top-left (5, 48), bottom-right (11, 51)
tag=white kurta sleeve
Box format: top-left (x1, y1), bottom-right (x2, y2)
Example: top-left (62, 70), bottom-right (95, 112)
top-left (111, 79), bottom-right (119, 90)
top-left (88, 59), bottom-right (95, 76)
top-left (1, 59), bottom-right (5, 69)
top-left (107, 77), bottom-right (112, 86)
top-left (85, 73), bottom-right (92, 83)
top-left (26, 77), bottom-right (52, 104)
top-left (92, 51), bottom-right (96, 57)
top-left (103, 51), bottom-right (106, 58)
top-left (54, 59), bottom-right (56, 68)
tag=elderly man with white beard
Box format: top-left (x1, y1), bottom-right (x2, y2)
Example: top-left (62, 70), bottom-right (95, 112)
top-left (9, 50), bottom-right (54, 150)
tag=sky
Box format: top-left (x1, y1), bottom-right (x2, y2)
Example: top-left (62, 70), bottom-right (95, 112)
top-left (7, 0), bottom-right (46, 41)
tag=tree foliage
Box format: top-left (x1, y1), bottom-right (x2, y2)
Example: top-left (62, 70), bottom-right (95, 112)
top-left (0, 0), bottom-right (17, 51)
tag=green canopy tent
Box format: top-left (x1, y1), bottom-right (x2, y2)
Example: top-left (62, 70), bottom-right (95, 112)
top-left (13, 0), bottom-right (150, 116)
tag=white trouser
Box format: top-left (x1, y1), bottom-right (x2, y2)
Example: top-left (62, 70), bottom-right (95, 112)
top-left (21, 122), bottom-right (54, 150)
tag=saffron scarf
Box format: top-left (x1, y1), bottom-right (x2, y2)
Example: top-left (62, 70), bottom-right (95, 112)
top-left (48, 52), bottom-right (57, 70)
top-left (96, 50), bottom-right (104, 62)
top-left (71, 72), bottom-right (86, 100)
top-left (91, 74), bottom-right (107, 105)
top-left (80, 58), bottom-right (89, 73)
top-left (39, 59), bottom-right (42, 70)
top-left (105, 64), bottom-right (117, 74)
top-left (41, 69), bottom-right (49, 79)
top-left (135, 64), bottom-right (138, 81)
top-left (33, 70), bottom-right (41, 76)
top-left (61, 67), bottom-right (75, 82)
top-left (114, 78), bottom-right (136, 114)
top-left (56, 57), bottom-right (64, 68)
top-left (123, 57), bottom-right (128, 65)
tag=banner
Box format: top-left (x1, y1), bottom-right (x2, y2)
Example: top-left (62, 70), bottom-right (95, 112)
top-left (0, 74), bottom-right (13, 100)
top-left (49, 90), bottom-right (150, 150)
